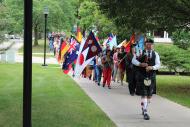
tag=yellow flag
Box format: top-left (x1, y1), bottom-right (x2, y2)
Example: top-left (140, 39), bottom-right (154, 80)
top-left (76, 27), bottom-right (82, 43)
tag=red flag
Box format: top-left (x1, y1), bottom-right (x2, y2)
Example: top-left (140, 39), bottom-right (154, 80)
top-left (82, 31), bottom-right (102, 60)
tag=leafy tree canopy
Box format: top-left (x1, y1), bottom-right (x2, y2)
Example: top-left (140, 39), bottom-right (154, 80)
top-left (96, 0), bottom-right (190, 33)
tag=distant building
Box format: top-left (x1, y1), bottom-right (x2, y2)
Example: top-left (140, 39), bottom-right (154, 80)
top-left (147, 31), bottom-right (173, 43)
top-left (154, 31), bottom-right (172, 43)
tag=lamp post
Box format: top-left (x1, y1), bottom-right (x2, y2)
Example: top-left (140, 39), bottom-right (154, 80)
top-left (42, 6), bottom-right (49, 66)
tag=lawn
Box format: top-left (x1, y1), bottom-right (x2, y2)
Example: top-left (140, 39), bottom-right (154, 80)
top-left (19, 39), bottom-right (50, 53)
top-left (157, 75), bottom-right (190, 108)
top-left (0, 63), bottom-right (116, 127)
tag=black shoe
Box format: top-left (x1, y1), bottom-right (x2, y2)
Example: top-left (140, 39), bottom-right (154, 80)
top-left (143, 113), bottom-right (150, 120)
top-left (103, 84), bottom-right (105, 87)
top-left (130, 93), bottom-right (135, 96)
top-left (98, 83), bottom-right (100, 86)
top-left (108, 86), bottom-right (111, 89)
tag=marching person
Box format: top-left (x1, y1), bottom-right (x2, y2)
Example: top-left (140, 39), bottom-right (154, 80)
top-left (95, 53), bottom-right (103, 86)
top-left (102, 49), bottom-right (113, 89)
top-left (126, 44), bottom-right (137, 96)
top-left (117, 46), bottom-right (126, 85)
top-left (132, 39), bottom-right (161, 120)
top-left (112, 47), bottom-right (120, 82)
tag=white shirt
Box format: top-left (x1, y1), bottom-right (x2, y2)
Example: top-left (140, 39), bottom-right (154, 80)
top-left (132, 50), bottom-right (161, 70)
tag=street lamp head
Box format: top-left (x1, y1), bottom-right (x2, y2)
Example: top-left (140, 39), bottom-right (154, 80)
top-left (43, 6), bottom-right (49, 15)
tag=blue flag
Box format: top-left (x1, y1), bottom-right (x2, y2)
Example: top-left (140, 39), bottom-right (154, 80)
top-left (62, 39), bottom-right (80, 70)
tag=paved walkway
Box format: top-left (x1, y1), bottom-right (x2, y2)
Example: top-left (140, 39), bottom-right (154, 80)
top-left (0, 40), bottom-right (58, 64)
top-left (72, 77), bottom-right (190, 127)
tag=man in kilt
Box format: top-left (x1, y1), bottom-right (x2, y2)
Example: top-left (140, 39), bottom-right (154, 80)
top-left (132, 39), bottom-right (161, 120)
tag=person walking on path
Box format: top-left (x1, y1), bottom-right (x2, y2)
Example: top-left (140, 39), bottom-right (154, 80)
top-left (126, 44), bottom-right (137, 96)
top-left (132, 39), bottom-right (161, 120)
top-left (112, 47), bottom-right (120, 82)
top-left (95, 53), bottom-right (103, 86)
top-left (102, 49), bottom-right (113, 89)
top-left (118, 46), bottom-right (126, 85)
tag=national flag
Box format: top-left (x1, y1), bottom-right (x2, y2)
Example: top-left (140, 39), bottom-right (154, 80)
top-left (135, 35), bottom-right (144, 56)
top-left (81, 31), bottom-right (102, 60)
top-left (74, 32), bottom-right (102, 77)
top-left (109, 35), bottom-right (117, 50)
top-left (76, 27), bottom-right (82, 43)
top-left (130, 33), bottom-right (135, 44)
top-left (122, 34), bottom-right (136, 53)
top-left (122, 40), bottom-right (130, 53)
top-left (107, 33), bottom-right (114, 43)
top-left (58, 40), bottom-right (69, 63)
top-left (62, 38), bottom-right (80, 74)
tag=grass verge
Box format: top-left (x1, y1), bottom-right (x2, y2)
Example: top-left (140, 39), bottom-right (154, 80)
top-left (157, 75), bottom-right (190, 108)
top-left (0, 63), bottom-right (116, 127)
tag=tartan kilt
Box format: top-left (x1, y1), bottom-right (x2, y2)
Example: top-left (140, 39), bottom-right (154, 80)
top-left (135, 71), bottom-right (156, 96)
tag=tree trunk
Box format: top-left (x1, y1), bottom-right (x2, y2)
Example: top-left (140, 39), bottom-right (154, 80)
top-left (34, 26), bottom-right (38, 46)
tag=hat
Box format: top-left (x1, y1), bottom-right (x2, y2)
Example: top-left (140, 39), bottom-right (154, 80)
top-left (145, 39), bottom-right (154, 44)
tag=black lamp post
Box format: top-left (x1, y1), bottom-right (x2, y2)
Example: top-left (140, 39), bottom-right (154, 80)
top-left (42, 6), bottom-right (49, 66)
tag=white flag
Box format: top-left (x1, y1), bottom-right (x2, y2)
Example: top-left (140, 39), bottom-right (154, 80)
top-left (74, 38), bottom-right (94, 77)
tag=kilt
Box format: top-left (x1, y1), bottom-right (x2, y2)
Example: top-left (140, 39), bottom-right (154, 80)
top-left (135, 71), bottom-right (156, 96)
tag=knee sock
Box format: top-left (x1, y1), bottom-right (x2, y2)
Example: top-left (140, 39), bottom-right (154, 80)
top-left (142, 98), bottom-right (148, 113)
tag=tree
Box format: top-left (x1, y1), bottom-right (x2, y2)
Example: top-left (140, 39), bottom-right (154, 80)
top-left (33, 0), bottom-right (77, 46)
top-left (155, 44), bottom-right (190, 73)
top-left (0, 0), bottom-right (23, 34)
top-left (96, 0), bottom-right (190, 33)
top-left (172, 29), bottom-right (190, 50)
top-left (1, 0), bottom-right (77, 45)
top-left (78, 0), bottom-right (117, 42)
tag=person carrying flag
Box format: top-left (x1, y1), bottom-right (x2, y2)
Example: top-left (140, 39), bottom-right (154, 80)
top-left (117, 46), bottom-right (126, 85)
top-left (102, 49), bottom-right (113, 89)
top-left (126, 44), bottom-right (137, 96)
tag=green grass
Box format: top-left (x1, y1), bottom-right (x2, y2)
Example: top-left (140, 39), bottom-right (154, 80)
top-left (18, 53), bottom-right (54, 58)
top-left (19, 40), bottom-right (50, 53)
top-left (31, 53), bottom-right (54, 58)
top-left (157, 75), bottom-right (190, 108)
top-left (0, 64), bottom-right (116, 127)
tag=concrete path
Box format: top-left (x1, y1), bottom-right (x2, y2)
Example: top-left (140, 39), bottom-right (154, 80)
top-left (0, 39), bottom-right (58, 64)
top-left (72, 77), bottom-right (190, 127)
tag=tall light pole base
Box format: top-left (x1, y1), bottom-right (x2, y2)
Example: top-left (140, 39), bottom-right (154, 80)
top-left (42, 64), bottom-right (48, 66)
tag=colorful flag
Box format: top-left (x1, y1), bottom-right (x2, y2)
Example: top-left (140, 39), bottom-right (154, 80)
top-left (122, 40), bottom-right (131, 53)
top-left (76, 27), bottom-right (82, 43)
top-left (107, 33), bottom-right (114, 43)
top-left (58, 40), bottom-right (69, 63)
top-left (135, 35), bottom-right (144, 56)
top-left (62, 38), bottom-right (80, 74)
top-left (81, 31), bottom-right (102, 60)
top-left (130, 33), bottom-right (135, 44)
top-left (122, 34), bottom-right (136, 53)
top-left (109, 35), bottom-right (117, 50)
top-left (74, 32), bottom-right (102, 77)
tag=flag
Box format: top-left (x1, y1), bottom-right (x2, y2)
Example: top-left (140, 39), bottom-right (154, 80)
top-left (62, 38), bottom-right (80, 74)
top-left (74, 32), bottom-right (102, 76)
top-left (130, 33), bottom-right (135, 44)
top-left (58, 40), bottom-right (69, 63)
top-left (81, 31), bottom-right (102, 60)
top-left (135, 35), bottom-right (145, 56)
top-left (122, 40), bottom-right (131, 53)
top-left (76, 27), bottom-right (82, 43)
top-left (122, 34), bottom-right (136, 53)
top-left (109, 35), bottom-right (117, 50)
top-left (107, 33), bottom-right (114, 43)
